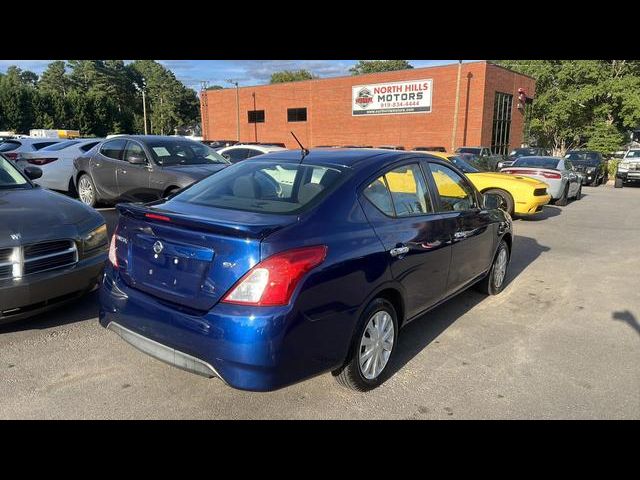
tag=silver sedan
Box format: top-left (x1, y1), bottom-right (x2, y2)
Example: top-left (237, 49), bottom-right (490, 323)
top-left (501, 156), bottom-right (583, 206)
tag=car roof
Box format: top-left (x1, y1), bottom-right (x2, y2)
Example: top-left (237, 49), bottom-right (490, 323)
top-left (255, 148), bottom-right (419, 169)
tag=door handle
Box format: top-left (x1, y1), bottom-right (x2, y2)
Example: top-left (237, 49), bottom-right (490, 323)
top-left (389, 246), bottom-right (409, 257)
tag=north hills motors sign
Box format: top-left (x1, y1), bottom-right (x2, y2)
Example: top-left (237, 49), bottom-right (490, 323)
top-left (352, 79), bottom-right (432, 116)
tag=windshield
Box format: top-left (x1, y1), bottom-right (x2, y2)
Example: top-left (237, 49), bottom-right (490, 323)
top-left (173, 160), bottom-right (347, 214)
top-left (41, 140), bottom-right (80, 151)
top-left (565, 151), bottom-right (600, 165)
top-left (624, 150), bottom-right (640, 159)
top-left (447, 155), bottom-right (480, 173)
top-left (512, 157), bottom-right (560, 169)
top-left (0, 156), bottom-right (29, 189)
top-left (510, 148), bottom-right (539, 158)
top-left (147, 139), bottom-right (230, 166)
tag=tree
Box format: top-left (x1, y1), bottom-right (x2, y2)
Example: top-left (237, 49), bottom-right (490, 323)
top-left (269, 70), bottom-right (317, 84)
top-left (349, 60), bottom-right (413, 76)
top-left (496, 60), bottom-right (640, 156)
top-left (39, 61), bottom-right (71, 96)
top-left (206, 85), bottom-right (224, 90)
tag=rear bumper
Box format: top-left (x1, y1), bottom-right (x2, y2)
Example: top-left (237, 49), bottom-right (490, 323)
top-left (0, 253), bottom-right (105, 324)
top-left (514, 193), bottom-right (551, 216)
top-left (99, 266), bottom-right (353, 391)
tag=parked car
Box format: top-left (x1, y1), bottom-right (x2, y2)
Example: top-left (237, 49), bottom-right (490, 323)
top-left (499, 147), bottom-right (551, 169)
top-left (564, 150), bottom-right (608, 186)
top-left (201, 140), bottom-right (239, 149)
top-left (15, 138), bottom-right (104, 195)
top-left (615, 149), bottom-right (640, 188)
top-left (377, 145), bottom-right (405, 150)
top-left (414, 146), bottom-right (446, 152)
top-left (0, 154), bottom-right (107, 324)
top-left (0, 138), bottom-right (63, 161)
top-left (100, 148), bottom-right (513, 392)
top-left (455, 146), bottom-right (503, 171)
top-left (423, 152), bottom-right (551, 216)
top-left (501, 156), bottom-right (582, 205)
top-left (217, 144), bottom-right (286, 163)
top-left (72, 135), bottom-right (230, 207)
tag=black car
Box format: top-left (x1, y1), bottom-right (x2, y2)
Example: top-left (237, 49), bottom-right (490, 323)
top-left (564, 150), bottom-right (608, 186)
top-left (0, 154), bottom-right (107, 324)
top-left (73, 135), bottom-right (230, 207)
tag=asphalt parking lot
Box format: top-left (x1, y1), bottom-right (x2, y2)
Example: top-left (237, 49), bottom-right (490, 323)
top-left (1, 185), bottom-right (639, 419)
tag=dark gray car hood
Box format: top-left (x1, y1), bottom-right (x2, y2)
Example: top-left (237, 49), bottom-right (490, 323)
top-left (161, 163), bottom-right (227, 179)
top-left (0, 187), bottom-right (104, 246)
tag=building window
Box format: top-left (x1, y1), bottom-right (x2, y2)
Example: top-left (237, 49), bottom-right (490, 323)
top-left (490, 92), bottom-right (513, 156)
top-left (287, 108), bottom-right (307, 122)
top-left (248, 110), bottom-right (265, 123)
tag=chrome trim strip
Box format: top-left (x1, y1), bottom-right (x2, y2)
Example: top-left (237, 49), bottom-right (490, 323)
top-left (106, 321), bottom-right (226, 383)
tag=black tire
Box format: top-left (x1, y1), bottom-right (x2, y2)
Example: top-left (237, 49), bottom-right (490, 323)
top-left (484, 188), bottom-right (514, 216)
top-left (77, 173), bottom-right (98, 208)
top-left (614, 177), bottom-right (624, 189)
top-left (575, 184), bottom-right (582, 200)
top-left (333, 298), bottom-right (398, 392)
top-left (474, 239), bottom-right (510, 295)
top-left (555, 184), bottom-right (569, 206)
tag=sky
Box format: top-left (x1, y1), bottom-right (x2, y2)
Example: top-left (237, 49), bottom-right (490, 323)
top-left (0, 60), bottom-right (464, 91)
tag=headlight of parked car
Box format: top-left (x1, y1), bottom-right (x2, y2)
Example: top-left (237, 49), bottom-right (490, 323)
top-left (81, 224), bottom-right (108, 256)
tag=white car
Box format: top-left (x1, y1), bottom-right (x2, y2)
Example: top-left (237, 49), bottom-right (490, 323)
top-left (15, 138), bottom-right (103, 194)
top-left (615, 149), bottom-right (640, 188)
top-left (217, 144), bottom-right (286, 163)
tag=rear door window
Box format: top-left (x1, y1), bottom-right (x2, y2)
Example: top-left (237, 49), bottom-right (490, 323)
top-left (80, 141), bottom-right (101, 152)
top-left (100, 139), bottom-right (127, 160)
top-left (124, 141), bottom-right (147, 162)
top-left (0, 141), bottom-right (21, 152)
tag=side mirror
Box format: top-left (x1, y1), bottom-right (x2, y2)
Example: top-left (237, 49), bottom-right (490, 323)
top-left (127, 154), bottom-right (147, 165)
top-left (483, 192), bottom-right (502, 210)
top-left (24, 166), bottom-right (42, 180)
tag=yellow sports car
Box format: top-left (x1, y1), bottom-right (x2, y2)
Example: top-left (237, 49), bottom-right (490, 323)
top-left (422, 152), bottom-right (551, 216)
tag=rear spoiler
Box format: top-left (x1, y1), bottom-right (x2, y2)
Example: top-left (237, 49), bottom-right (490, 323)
top-left (116, 203), bottom-right (289, 239)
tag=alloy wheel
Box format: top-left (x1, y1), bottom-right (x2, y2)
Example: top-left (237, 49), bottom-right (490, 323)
top-left (358, 310), bottom-right (395, 380)
top-left (78, 177), bottom-right (94, 205)
top-left (493, 247), bottom-right (508, 289)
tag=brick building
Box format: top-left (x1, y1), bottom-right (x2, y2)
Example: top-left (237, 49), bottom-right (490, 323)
top-left (200, 61), bottom-right (536, 154)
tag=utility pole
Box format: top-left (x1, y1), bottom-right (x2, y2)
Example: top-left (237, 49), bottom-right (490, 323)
top-left (226, 79), bottom-right (240, 142)
top-left (451, 60), bottom-right (463, 152)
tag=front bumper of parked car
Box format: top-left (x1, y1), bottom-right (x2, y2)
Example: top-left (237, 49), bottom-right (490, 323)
top-left (514, 192), bottom-right (552, 216)
top-left (0, 252), bottom-right (106, 324)
top-left (616, 170), bottom-right (640, 182)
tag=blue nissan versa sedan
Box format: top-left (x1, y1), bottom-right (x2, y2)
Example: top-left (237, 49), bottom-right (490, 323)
top-left (99, 149), bottom-right (512, 391)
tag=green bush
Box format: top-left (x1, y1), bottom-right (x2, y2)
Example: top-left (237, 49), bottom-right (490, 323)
top-left (606, 158), bottom-right (620, 177)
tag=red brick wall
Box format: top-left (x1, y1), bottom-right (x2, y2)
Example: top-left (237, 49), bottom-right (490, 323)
top-left (201, 61), bottom-right (535, 152)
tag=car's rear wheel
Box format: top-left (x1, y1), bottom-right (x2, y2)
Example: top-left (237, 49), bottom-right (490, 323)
top-left (77, 174), bottom-right (97, 207)
top-left (333, 298), bottom-right (398, 391)
top-left (614, 177), bottom-right (624, 188)
top-left (484, 188), bottom-right (514, 216)
top-left (555, 184), bottom-right (569, 206)
top-left (475, 239), bottom-right (510, 295)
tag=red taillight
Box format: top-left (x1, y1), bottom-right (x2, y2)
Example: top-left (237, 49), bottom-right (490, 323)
top-left (222, 245), bottom-right (328, 306)
top-left (145, 213), bottom-right (171, 222)
top-left (4, 152), bottom-right (18, 161)
top-left (541, 171), bottom-right (561, 179)
top-left (27, 157), bottom-right (58, 165)
top-left (108, 231), bottom-right (118, 268)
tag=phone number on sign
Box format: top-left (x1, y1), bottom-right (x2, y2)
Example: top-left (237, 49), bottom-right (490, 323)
top-left (380, 101), bottom-right (422, 108)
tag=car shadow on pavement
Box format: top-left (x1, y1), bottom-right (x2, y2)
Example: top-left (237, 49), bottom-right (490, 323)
top-left (517, 205), bottom-right (562, 222)
top-left (0, 290), bottom-right (100, 334)
top-left (612, 310), bottom-right (640, 337)
top-left (383, 234), bottom-right (550, 385)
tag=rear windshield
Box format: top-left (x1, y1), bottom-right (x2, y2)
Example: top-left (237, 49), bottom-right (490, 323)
top-left (512, 157), bottom-right (560, 169)
top-left (0, 156), bottom-right (29, 189)
top-left (510, 148), bottom-right (539, 157)
top-left (457, 147), bottom-right (482, 155)
top-left (173, 161), bottom-right (347, 214)
top-left (146, 139), bottom-right (230, 166)
top-left (0, 140), bottom-right (21, 152)
top-left (33, 141), bottom-right (60, 150)
top-left (447, 155), bottom-right (481, 173)
top-left (41, 140), bottom-right (79, 151)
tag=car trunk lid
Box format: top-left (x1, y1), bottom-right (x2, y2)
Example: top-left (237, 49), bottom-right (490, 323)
top-left (115, 201), bottom-right (298, 311)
